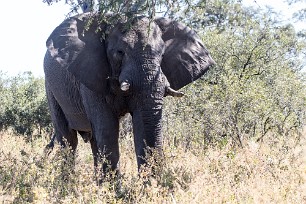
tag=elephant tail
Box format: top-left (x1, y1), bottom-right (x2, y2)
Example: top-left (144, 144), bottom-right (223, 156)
top-left (44, 133), bottom-right (56, 155)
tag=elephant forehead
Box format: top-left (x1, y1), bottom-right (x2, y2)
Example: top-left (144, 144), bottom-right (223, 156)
top-left (120, 18), bottom-right (161, 43)
top-left (134, 20), bottom-right (162, 41)
top-left (107, 18), bottom-right (164, 54)
top-left (121, 30), bottom-right (138, 46)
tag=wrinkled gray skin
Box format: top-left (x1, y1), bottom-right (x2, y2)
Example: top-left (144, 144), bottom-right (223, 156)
top-left (44, 12), bottom-right (215, 177)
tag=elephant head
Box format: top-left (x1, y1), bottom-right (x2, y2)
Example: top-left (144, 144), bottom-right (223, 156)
top-left (47, 13), bottom-right (214, 92)
top-left (46, 12), bottom-right (214, 169)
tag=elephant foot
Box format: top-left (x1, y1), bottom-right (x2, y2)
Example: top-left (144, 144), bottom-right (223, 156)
top-left (165, 86), bottom-right (184, 97)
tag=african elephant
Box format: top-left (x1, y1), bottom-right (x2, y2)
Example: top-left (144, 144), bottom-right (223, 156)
top-left (44, 12), bottom-right (215, 177)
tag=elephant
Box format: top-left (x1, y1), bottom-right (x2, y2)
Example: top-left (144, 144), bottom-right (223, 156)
top-left (44, 12), bottom-right (215, 178)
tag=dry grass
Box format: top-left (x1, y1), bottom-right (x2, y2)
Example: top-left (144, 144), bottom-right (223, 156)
top-left (0, 130), bottom-right (305, 203)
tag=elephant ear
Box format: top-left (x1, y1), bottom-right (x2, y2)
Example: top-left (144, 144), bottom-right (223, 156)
top-left (46, 13), bottom-right (109, 94)
top-left (155, 18), bottom-right (215, 90)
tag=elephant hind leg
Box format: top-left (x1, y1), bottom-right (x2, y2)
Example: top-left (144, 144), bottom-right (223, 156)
top-left (46, 133), bottom-right (56, 150)
top-left (46, 88), bottom-right (78, 152)
top-left (62, 129), bottom-right (78, 152)
top-left (54, 129), bottom-right (78, 183)
top-left (78, 130), bottom-right (92, 143)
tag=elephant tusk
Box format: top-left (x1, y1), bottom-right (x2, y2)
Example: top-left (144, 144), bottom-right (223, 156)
top-left (121, 82), bottom-right (130, 91)
top-left (165, 87), bottom-right (184, 97)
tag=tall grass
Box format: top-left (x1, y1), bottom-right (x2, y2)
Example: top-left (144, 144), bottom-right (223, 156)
top-left (0, 129), bottom-right (305, 203)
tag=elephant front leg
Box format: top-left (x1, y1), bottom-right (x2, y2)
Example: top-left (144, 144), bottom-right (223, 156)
top-left (81, 89), bottom-right (120, 182)
top-left (90, 107), bottom-right (120, 183)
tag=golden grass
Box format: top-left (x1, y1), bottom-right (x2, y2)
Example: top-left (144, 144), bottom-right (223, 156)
top-left (0, 131), bottom-right (305, 203)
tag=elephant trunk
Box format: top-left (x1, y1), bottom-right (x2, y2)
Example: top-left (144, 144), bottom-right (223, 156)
top-left (133, 97), bottom-right (164, 168)
top-left (119, 55), bottom-right (166, 168)
top-left (137, 72), bottom-right (165, 167)
top-left (141, 98), bottom-right (164, 149)
top-left (118, 65), bottom-right (134, 92)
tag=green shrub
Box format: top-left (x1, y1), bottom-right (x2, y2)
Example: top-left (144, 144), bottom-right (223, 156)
top-left (163, 5), bottom-right (306, 148)
top-left (0, 72), bottom-right (52, 138)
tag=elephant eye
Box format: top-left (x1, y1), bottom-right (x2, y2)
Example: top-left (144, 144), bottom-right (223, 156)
top-left (113, 50), bottom-right (125, 64)
top-left (113, 50), bottom-right (124, 60)
top-left (114, 50), bottom-right (125, 62)
top-left (117, 50), bottom-right (124, 56)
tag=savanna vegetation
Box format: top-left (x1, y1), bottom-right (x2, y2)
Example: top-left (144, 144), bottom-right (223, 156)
top-left (1, 0), bottom-right (306, 203)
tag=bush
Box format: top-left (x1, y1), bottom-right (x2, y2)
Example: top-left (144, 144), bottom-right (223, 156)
top-left (0, 129), bottom-right (304, 203)
top-left (163, 5), bottom-right (306, 148)
top-left (0, 72), bottom-right (52, 138)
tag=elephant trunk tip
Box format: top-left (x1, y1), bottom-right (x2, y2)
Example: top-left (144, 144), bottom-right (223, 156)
top-left (120, 81), bottom-right (130, 91)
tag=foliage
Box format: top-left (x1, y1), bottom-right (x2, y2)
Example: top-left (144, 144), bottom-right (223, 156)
top-left (287, 0), bottom-right (306, 27)
top-left (163, 1), bottom-right (306, 147)
top-left (42, 0), bottom-right (197, 22)
top-left (0, 1), bottom-right (305, 202)
top-left (0, 130), bottom-right (305, 203)
top-left (0, 72), bottom-right (52, 138)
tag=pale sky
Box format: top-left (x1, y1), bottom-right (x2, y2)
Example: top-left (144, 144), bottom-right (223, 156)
top-left (244, 0), bottom-right (306, 30)
top-left (0, 0), bottom-right (304, 77)
top-left (0, 1), bottom-right (71, 77)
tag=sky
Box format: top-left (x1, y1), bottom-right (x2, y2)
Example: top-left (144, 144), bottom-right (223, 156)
top-left (0, 0), bottom-right (305, 77)
top-left (244, 0), bottom-right (306, 30)
top-left (0, 1), bottom-right (71, 77)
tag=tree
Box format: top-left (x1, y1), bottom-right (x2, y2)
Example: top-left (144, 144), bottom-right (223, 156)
top-left (163, 0), bottom-right (306, 147)
top-left (42, 0), bottom-right (191, 19)
top-left (287, 0), bottom-right (306, 26)
top-left (0, 72), bottom-right (52, 139)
